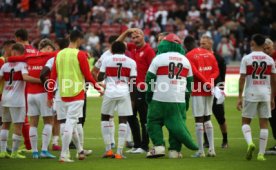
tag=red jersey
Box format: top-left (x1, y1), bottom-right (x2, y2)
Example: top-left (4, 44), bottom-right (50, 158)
top-left (127, 43), bottom-right (155, 90)
top-left (186, 48), bottom-right (219, 96)
top-left (48, 50), bottom-right (100, 102)
top-left (8, 52), bottom-right (57, 94)
top-left (24, 45), bottom-right (38, 54)
top-left (272, 51), bottom-right (276, 61)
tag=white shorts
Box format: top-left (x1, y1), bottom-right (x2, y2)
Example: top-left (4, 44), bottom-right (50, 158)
top-left (192, 96), bottom-right (214, 117)
top-left (101, 95), bottom-right (133, 117)
top-left (242, 101), bottom-right (271, 119)
top-left (2, 107), bottom-right (26, 123)
top-left (27, 93), bottom-right (52, 117)
top-left (54, 100), bottom-right (66, 120)
top-left (63, 100), bottom-right (84, 121)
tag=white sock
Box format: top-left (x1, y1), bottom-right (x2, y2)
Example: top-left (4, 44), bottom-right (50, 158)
top-left (195, 123), bottom-right (204, 152)
top-left (72, 127), bottom-right (83, 153)
top-left (12, 134), bottom-right (21, 153)
top-left (76, 124), bottom-right (84, 148)
top-left (204, 120), bottom-right (215, 151)
top-left (60, 123), bottom-right (65, 136)
top-left (109, 118), bottom-right (115, 144)
top-left (259, 129), bottom-right (269, 154)
top-left (242, 124), bottom-right (253, 145)
top-left (61, 119), bottom-right (74, 157)
top-left (29, 127), bottom-right (38, 152)
top-left (117, 123), bottom-right (127, 155)
top-left (42, 124), bottom-right (53, 151)
top-left (101, 121), bottom-right (111, 151)
top-left (52, 136), bottom-right (59, 145)
top-left (126, 122), bottom-right (132, 142)
top-left (0, 129), bottom-right (9, 152)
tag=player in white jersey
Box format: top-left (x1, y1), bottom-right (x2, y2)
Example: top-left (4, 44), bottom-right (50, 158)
top-left (92, 36), bottom-right (134, 149)
top-left (237, 34), bottom-right (276, 161)
top-left (145, 34), bottom-right (198, 158)
top-left (98, 41), bottom-right (137, 159)
top-left (0, 44), bottom-right (41, 159)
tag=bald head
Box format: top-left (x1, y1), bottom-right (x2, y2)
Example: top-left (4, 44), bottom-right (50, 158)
top-left (130, 28), bottom-right (145, 47)
top-left (200, 35), bottom-right (213, 51)
top-left (264, 38), bottom-right (274, 56)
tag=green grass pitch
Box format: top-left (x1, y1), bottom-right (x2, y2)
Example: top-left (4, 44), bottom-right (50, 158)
top-left (0, 97), bottom-right (275, 170)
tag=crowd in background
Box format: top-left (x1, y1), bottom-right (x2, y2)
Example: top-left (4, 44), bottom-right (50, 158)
top-left (1, 0), bottom-right (276, 64)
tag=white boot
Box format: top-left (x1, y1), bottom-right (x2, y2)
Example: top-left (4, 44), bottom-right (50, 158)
top-left (146, 146), bottom-right (165, 158)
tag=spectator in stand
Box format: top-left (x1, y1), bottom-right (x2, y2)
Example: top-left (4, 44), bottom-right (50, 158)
top-left (177, 24), bottom-right (189, 41)
top-left (37, 15), bottom-right (52, 39)
top-left (84, 29), bottom-right (100, 50)
top-left (16, 0), bottom-right (30, 19)
top-left (144, 2), bottom-right (155, 25)
top-left (3, 0), bottom-right (13, 13)
top-left (42, 0), bottom-right (52, 13)
top-left (57, 0), bottom-right (70, 20)
top-left (188, 6), bottom-right (200, 21)
top-left (155, 5), bottom-right (168, 32)
top-left (36, 2), bottom-right (46, 16)
top-left (216, 36), bottom-right (235, 64)
top-left (54, 14), bottom-right (67, 38)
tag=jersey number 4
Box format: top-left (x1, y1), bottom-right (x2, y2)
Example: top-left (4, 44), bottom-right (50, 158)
top-left (252, 61), bottom-right (267, 79)
top-left (168, 62), bottom-right (183, 79)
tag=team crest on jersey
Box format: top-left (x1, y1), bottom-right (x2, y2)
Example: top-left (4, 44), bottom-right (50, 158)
top-left (139, 52), bottom-right (144, 57)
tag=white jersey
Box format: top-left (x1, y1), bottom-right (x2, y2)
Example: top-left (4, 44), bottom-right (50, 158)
top-left (95, 50), bottom-right (112, 69)
top-left (100, 54), bottom-right (137, 98)
top-left (45, 57), bottom-right (54, 69)
top-left (148, 52), bottom-right (193, 103)
top-left (0, 62), bottom-right (28, 107)
top-left (45, 58), bottom-right (61, 101)
top-left (240, 51), bottom-right (276, 102)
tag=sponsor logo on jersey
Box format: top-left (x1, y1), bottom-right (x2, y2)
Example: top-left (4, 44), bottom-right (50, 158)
top-left (199, 66), bottom-right (212, 71)
top-left (28, 66), bottom-right (43, 70)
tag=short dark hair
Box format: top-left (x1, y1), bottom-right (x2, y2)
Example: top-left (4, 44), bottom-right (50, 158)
top-left (69, 30), bottom-right (84, 42)
top-left (108, 35), bottom-right (119, 44)
top-left (15, 29), bottom-right (28, 41)
top-left (111, 41), bottom-right (126, 54)
top-left (2, 40), bottom-right (16, 47)
top-left (11, 43), bottom-right (25, 55)
top-left (55, 38), bottom-right (69, 50)
top-left (252, 34), bottom-right (266, 46)
top-left (184, 36), bottom-right (197, 52)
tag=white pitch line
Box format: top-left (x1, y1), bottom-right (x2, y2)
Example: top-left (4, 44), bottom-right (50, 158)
top-left (83, 137), bottom-right (274, 140)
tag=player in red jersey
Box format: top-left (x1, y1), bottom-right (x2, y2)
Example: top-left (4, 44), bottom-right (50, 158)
top-left (14, 28), bottom-right (38, 151)
top-left (8, 39), bottom-right (57, 158)
top-left (15, 29), bottom-right (38, 54)
top-left (184, 36), bottom-right (219, 158)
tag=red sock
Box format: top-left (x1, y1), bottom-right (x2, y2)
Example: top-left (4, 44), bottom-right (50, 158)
top-left (22, 116), bottom-right (31, 150)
